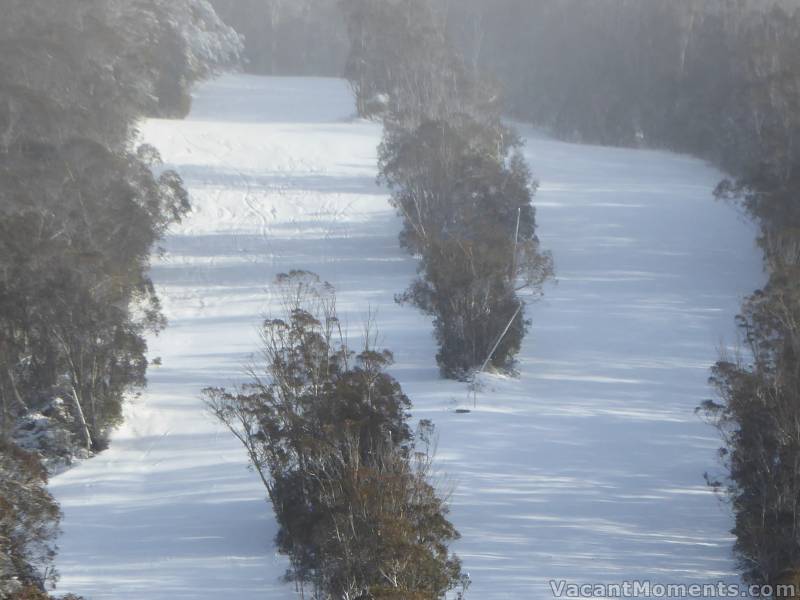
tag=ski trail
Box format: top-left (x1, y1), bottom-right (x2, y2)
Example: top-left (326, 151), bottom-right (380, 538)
top-left (49, 74), bottom-right (762, 599)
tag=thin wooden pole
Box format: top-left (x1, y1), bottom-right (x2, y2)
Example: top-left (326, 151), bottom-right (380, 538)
top-left (510, 207), bottom-right (521, 280)
top-left (479, 301), bottom-right (523, 374)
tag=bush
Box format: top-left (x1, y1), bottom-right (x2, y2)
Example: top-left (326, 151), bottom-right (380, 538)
top-left (702, 262), bottom-right (800, 587)
top-left (0, 440), bottom-right (61, 595)
top-left (341, 0), bottom-right (552, 380)
top-left (380, 117), bottom-right (552, 378)
top-left (205, 271), bottom-right (468, 598)
top-left (340, 0), bottom-right (494, 127)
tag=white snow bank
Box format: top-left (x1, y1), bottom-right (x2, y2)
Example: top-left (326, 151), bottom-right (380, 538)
top-left (50, 74), bottom-right (762, 599)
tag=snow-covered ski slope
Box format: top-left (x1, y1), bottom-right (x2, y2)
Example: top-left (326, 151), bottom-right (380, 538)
top-left (50, 75), bottom-right (763, 599)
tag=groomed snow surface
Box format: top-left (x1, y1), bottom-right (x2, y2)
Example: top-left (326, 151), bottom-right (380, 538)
top-left (50, 75), bottom-right (763, 599)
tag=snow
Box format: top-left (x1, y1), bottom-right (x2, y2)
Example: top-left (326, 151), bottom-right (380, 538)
top-left (49, 74), bottom-right (763, 599)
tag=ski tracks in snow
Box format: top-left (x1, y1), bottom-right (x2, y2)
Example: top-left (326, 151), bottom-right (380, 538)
top-left (49, 75), bottom-right (763, 599)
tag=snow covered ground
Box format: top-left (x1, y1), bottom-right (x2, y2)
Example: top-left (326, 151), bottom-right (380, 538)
top-left (50, 74), bottom-right (763, 599)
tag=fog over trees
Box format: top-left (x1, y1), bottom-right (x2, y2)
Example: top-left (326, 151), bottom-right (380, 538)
top-left (0, 1), bottom-right (239, 595)
top-left (3, 0), bottom-right (800, 598)
top-left (340, 0), bottom-right (552, 379)
top-left (200, 0), bottom-right (800, 593)
top-left (209, 0), bottom-right (348, 76)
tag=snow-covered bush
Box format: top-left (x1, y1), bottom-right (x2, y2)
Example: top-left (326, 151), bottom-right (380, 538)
top-left (13, 398), bottom-right (88, 474)
top-left (103, 0), bottom-right (243, 117)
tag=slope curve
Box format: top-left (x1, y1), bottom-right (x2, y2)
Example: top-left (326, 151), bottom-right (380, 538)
top-left (49, 74), bottom-right (763, 599)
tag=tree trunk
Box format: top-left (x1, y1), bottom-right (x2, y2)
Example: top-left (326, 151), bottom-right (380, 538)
top-left (71, 384), bottom-right (93, 451)
top-left (5, 366), bottom-right (27, 412)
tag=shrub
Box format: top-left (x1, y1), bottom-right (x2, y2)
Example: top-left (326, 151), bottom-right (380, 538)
top-left (205, 271), bottom-right (468, 598)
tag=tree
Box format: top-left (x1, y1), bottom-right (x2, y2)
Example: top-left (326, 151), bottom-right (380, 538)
top-left (0, 0), bottom-right (236, 594)
top-left (702, 257), bottom-right (800, 589)
top-left (380, 117), bottom-right (552, 377)
top-left (339, 0), bottom-right (551, 379)
top-left (0, 0), bottom-right (240, 456)
top-left (143, 0), bottom-right (243, 117)
top-left (0, 440), bottom-right (61, 596)
top-left (340, 0), bottom-right (495, 125)
top-left (210, 0), bottom-right (347, 76)
top-left (205, 271), bottom-right (467, 598)
top-left (0, 138), bottom-right (189, 451)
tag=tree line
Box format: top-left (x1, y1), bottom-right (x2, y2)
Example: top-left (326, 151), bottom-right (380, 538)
top-left (340, 0), bottom-right (552, 379)
top-left (206, 271), bottom-right (469, 599)
top-left (434, 0), bottom-right (800, 593)
top-left (209, 0), bottom-right (349, 76)
top-left (222, 1), bottom-right (556, 386)
top-left (0, 1), bottom-right (240, 596)
top-left (201, 5), bottom-right (550, 596)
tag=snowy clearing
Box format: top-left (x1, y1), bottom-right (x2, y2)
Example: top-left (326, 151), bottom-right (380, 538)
top-left (50, 74), bottom-right (763, 599)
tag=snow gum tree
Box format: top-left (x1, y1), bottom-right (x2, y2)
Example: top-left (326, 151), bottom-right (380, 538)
top-left (0, 14), bottom-right (235, 596)
top-left (0, 0), bottom-right (240, 455)
top-left (0, 0), bottom-right (238, 592)
top-left (340, 0), bottom-right (495, 126)
top-left (0, 440), bottom-right (60, 596)
top-left (379, 116), bottom-right (552, 378)
top-left (703, 258), bottom-right (800, 590)
top-left (341, 0), bottom-right (551, 379)
top-left (433, 0), bottom-right (800, 590)
top-left (205, 271), bottom-right (468, 599)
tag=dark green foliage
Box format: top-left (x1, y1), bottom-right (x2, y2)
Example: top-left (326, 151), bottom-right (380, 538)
top-left (445, 1), bottom-right (800, 179)
top-left (379, 118), bottom-right (533, 254)
top-left (206, 272), bottom-right (467, 599)
top-left (703, 262), bottom-right (800, 587)
top-left (0, 0), bottom-right (242, 451)
top-left (432, 0), bottom-right (800, 584)
top-left (340, 0), bottom-right (551, 379)
top-left (0, 1), bottom-right (237, 592)
top-left (379, 117), bottom-right (551, 378)
top-left (506, 1), bottom-right (800, 589)
top-left (0, 140), bottom-right (189, 449)
top-left (340, 0), bottom-right (495, 125)
top-left (0, 1), bottom-right (240, 144)
top-left (475, 1), bottom-right (799, 589)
